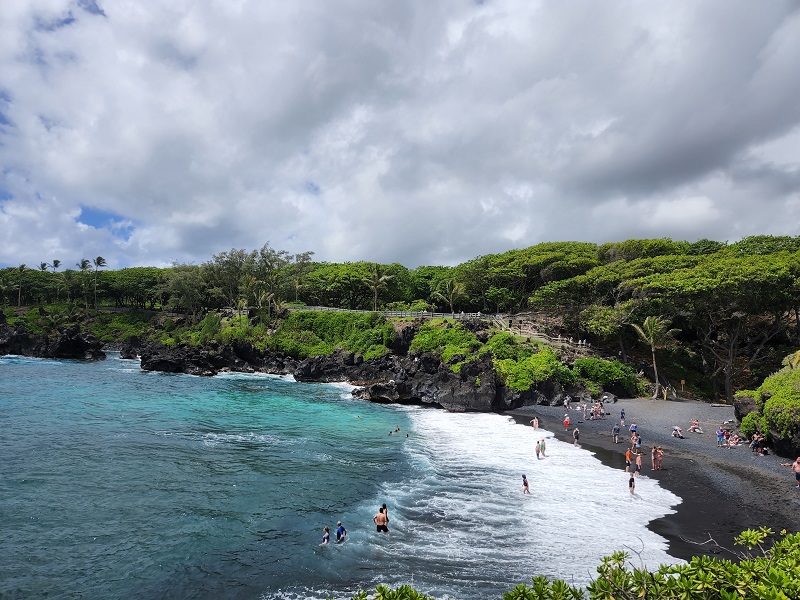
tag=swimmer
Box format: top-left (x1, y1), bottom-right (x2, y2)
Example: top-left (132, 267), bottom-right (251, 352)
top-left (321, 526), bottom-right (330, 545)
top-left (336, 521), bottom-right (347, 543)
top-left (522, 474), bottom-right (530, 494)
top-left (373, 507), bottom-right (389, 532)
top-left (629, 473), bottom-right (635, 495)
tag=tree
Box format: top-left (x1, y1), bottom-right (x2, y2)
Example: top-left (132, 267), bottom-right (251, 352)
top-left (631, 316), bottom-right (679, 399)
top-left (291, 250), bottom-right (315, 302)
top-left (50, 259), bottom-right (61, 273)
top-left (363, 264), bottom-right (393, 311)
top-left (432, 279), bottom-right (467, 315)
top-left (39, 262), bottom-right (48, 272)
top-left (93, 256), bottom-right (107, 309)
top-left (77, 259), bottom-right (92, 312)
top-left (16, 264), bottom-right (27, 307)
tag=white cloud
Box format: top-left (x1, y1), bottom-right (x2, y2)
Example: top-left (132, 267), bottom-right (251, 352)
top-left (1, 0), bottom-right (800, 270)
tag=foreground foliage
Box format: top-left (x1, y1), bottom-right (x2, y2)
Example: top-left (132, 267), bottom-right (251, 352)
top-left (346, 529), bottom-right (800, 600)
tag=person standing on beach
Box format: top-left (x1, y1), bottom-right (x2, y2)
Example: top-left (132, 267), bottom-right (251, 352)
top-left (612, 423), bottom-right (620, 444)
top-left (573, 427), bottom-right (580, 446)
top-left (620, 409), bottom-right (625, 427)
top-left (373, 507), bottom-right (389, 532)
top-left (629, 473), bottom-right (635, 495)
top-left (651, 446), bottom-right (657, 470)
top-left (522, 474), bottom-right (530, 493)
top-left (780, 458), bottom-right (800, 488)
top-left (535, 440), bottom-right (541, 459)
top-left (716, 427), bottom-right (725, 448)
top-left (635, 452), bottom-right (642, 476)
top-left (563, 414), bottom-right (570, 430)
top-left (530, 417), bottom-right (539, 430)
top-left (656, 447), bottom-right (664, 470)
top-left (625, 448), bottom-right (632, 472)
top-left (540, 438), bottom-right (546, 457)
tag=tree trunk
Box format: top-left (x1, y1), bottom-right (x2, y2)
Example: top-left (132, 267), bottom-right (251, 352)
top-left (651, 346), bottom-right (659, 399)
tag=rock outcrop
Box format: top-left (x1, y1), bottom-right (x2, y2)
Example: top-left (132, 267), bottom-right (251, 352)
top-left (0, 323), bottom-right (105, 360)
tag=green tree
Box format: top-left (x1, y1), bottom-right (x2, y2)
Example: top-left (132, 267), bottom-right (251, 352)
top-left (631, 316), bottom-right (679, 399)
top-left (77, 259), bottom-right (92, 312)
top-left (50, 259), bottom-right (61, 273)
top-left (432, 279), bottom-right (467, 315)
top-left (93, 256), bottom-right (106, 309)
top-left (16, 264), bottom-right (26, 307)
top-left (363, 264), bottom-right (393, 311)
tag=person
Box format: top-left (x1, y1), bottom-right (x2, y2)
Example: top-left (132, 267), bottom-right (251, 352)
top-left (635, 452), bottom-right (642, 476)
top-left (381, 503), bottom-right (389, 524)
top-left (689, 418), bottom-right (700, 433)
top-left (522, 474), bottom-right (530, 494)
top-left (620, 409), bottom-right (626, 427)
top-left (716, 427), bottom-right (725, 447)
top-left (563, 414), bottom-right (570, 430)
top-left (573, 427), bottom-right (580, 446)
top-left (540, 438), bottom-right (546, 457)
top-left (651, 446), bottom-right (658, 470)
top-left (629, 421), bottom-right (637, 435)
top-left (373, 507), bottom-right (389, 532)
top-left (535, 440), bottom-right (541, 460)
top-left (781, 457), bottom-right (800, 488)
top-left (336, 521), bottom-right (347, 543)
top-left (530, 417), bottom-right (539, 430)
top-left (629, 473), bottom-right (635, 495)
top-left (656, 447), bottom-right (664, 470)
top-left (625, 447), bottom-right (632, 473)
top-left (321, 526), bottom-right (330, 545)
top-left (672, 426), bottom-right (683, 439)
top-left (612, 423), bottom-right (620, 444)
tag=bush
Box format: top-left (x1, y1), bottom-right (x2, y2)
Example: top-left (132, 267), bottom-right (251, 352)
top-left (267, 310), bottom-right (394, 359)
top-left (351, 529), bottom-right (800, 600)
top-left (483, 331), bottom-right (536, 361)
top-left (495, 349), bottom-right (575, 392)
top-left (409, 321), bottom-right (481, 364)
top-left (572, 357), bottom-right (640, 396)
top-left (739, 411), bottom-right (767, 440)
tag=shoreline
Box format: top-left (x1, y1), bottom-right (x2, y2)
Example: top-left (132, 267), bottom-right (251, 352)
top-left (506, 397), bottom-right (799, 563)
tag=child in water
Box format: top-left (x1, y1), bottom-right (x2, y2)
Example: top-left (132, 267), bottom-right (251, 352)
top-left (522, 474), bottom-right (530, 493)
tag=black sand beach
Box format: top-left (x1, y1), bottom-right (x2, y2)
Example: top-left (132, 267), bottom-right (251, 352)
top-left (507, 397), bottom-right (800, 563)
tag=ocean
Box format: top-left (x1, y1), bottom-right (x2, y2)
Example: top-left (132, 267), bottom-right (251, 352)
top-left (0, 353), bottom-right (682, 599)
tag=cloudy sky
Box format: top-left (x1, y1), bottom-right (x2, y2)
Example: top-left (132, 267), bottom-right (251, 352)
top-left (1, 1), bottom-right (799, 270)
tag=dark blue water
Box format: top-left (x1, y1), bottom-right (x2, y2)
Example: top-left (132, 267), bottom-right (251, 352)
top-left (0, 354), bottom-right (680, 599)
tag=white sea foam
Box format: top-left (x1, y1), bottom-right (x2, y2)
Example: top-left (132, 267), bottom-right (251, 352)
top-left (361, 408), bottom-right (682, 590)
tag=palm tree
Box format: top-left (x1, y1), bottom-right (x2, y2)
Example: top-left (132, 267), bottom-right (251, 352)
top-left (39, 262), bottom-right (48, 272)
top-left (93, 256), bottom-right (106, 309)
top-left (433, 279), bottom-right (467, 315)
top-left (631, 316), bottom-right (680, 399)
top-left (362, 264), bottom-right (393, 312)
top-left (50, 259), bottom-right (61, 273)
top-left (16, 264), bottom-right (26, 307)
top-left (77, 259), bottom-right (91, 312)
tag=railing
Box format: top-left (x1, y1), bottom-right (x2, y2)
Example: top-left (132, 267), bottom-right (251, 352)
top-left (288, 305), bottom-right (489, 320)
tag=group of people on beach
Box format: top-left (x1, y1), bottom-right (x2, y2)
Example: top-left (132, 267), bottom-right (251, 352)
top-left (320, 503), bottom-right (390, 545)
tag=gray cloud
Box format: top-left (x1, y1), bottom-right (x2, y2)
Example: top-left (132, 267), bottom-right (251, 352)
top-left (1, 0), bottom-right (799, 270)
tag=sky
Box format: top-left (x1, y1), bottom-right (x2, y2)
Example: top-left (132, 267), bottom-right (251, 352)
top-left (1, 1), bottom-right (800, 270)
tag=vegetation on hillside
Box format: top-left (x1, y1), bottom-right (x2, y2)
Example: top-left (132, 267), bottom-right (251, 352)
top-left (4, 235), bottom-right (800, 404)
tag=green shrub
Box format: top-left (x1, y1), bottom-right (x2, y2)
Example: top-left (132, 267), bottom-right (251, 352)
top-left (409, 321), bottom-right (481, 364)
top-left (495, 349), bottom-right (575, 392)
top-left (572, 357), bottom-right (639, 396)
top-left (483, 331), bottom-right (536, 361)
top-left (739, 411), bottom-right (767, 439)
top-left (89, 311), bottom-right (154, 342)
top-left (266, 310), bottom-right (393, 359)
top-left (351, 529), bottom-right (800, 600)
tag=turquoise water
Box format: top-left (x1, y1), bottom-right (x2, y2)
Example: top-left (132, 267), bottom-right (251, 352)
top-left (1, 354), bottom-right (682, 599)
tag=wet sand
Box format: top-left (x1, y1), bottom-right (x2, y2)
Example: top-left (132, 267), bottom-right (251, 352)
top-left (507, 396), bottom-right (800, 562)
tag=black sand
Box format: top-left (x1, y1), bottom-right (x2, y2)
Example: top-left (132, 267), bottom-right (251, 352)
top-left (507, 396), bottom-right (800, 562)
